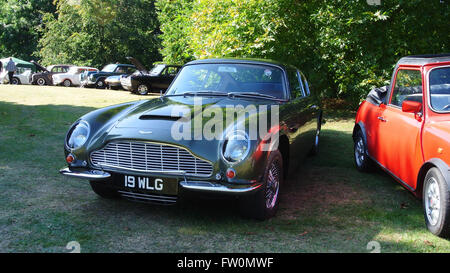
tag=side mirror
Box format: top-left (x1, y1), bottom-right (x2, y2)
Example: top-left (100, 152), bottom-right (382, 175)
top-left (402, 100), bottom-right (422, 113)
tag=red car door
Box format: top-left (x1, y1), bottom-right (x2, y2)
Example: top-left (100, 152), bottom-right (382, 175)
top-left (374, 67), bottom-right (424, 190)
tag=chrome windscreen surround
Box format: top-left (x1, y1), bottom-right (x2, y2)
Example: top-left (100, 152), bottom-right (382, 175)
top-left (90, 141), bottom-right (213, 177)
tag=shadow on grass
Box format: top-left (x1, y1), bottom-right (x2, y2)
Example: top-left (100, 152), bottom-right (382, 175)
top-left (0, 101), bottom-right (447, 252)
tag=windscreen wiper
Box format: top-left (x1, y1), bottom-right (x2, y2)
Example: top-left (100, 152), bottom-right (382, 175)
top-left (227, 92), bottom-right (285, 101)
top-left (164, 91), bottom-right (228, 98)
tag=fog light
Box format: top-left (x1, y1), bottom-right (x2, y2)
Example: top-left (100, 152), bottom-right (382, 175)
top-left (66, 154), bottom-right (75, 164)
top-left (226, 168), bottom-right (236, 179)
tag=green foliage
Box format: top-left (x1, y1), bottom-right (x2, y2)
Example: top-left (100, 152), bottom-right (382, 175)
top-left (157, 0), bottom-right (449, 107)
top-left (0, 0), bottom-right (55, 61)
top-left (37, 0), bottom-right (161, 68)
top-left (155, 0), bottom-right (194, 65)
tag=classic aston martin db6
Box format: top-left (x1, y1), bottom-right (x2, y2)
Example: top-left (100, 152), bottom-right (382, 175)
top-left (60, 58), bottom-right (322, 219)
top-left (353, 54), bottom-right (450, 237)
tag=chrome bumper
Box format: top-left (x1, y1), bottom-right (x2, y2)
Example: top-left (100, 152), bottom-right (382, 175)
top-left (59, 167), bottom-right (111, 180)
top-left (59, 167), bottom-right (262, 194)
top-left (179, 181), bottom-right (262, 194)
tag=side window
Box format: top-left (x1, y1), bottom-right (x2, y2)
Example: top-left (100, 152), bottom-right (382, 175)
top-left (127, 67), bottom-right (136, 74)
top-left (115, 66), bottom-right (124, 73)
top-left (390, 69), bottom-right (423, 107)
top-left (166, 67), bottom-right (178, 76)
top-left (287, 69), bottom-right (304, 99)
top-left (300, 72), bottom-right (310, 96)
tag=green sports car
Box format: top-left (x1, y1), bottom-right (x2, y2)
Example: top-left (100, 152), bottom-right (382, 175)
top-left (60, 58), bottom-right (322, 219)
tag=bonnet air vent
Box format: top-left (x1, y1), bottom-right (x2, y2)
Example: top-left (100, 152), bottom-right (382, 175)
top-left (139, 114), bottom-right (185, 121)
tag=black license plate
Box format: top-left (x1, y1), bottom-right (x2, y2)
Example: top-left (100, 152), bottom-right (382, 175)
top-left (121, 175), bottom-right (178, 195)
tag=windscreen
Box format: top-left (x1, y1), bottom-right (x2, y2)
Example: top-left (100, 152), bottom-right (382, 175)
top-left (166, 63), bottom-right (286, 99)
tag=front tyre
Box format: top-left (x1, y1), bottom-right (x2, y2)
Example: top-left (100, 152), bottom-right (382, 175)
top-left (11, 77), bottom-right (20, 85)
top-left (136, 84), bottom-right (149, 95)
top-left (36, 77), bottom-right (47, 86)
top-left (240, 150), bottom-right (283, 220)
top-left (63, 79), bottom-right (72, 87)
top-left (96, 79), bottom-right (106, 89)
top-left (89, 181), bottom-right (118, 199)
top-left (423, 167), bottom-right (450, 238)
top-left (353, 130), bottom-right (373, 172)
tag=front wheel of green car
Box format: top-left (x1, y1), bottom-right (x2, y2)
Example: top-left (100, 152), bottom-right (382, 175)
top-left (239, 150), bottom-right (283, 220)
top-left (423, 167), bottom-right (450, 238)
top-left (89, 181), bottom-right (118, 199)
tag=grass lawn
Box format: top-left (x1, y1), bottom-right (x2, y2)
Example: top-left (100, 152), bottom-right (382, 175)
top-left (0, 84), bottom-right (449, 252)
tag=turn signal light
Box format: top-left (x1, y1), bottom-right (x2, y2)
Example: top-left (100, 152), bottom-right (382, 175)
top-left (226, 168), bottom-right (236, 179)
top-left (66, 154), bottom-right (75, 164)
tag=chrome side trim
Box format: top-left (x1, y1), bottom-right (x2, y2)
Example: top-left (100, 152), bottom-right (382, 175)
top-left (180, 181), bottom-right (263, 193)
top-left (59, 167), bottom-right (111, 180)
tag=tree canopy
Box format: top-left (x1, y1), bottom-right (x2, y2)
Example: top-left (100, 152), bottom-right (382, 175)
top-left (37, 0), bottom-right (161, 68)
top-left (0, 0), bottom-right (448, 105)
top-left (156, 0), bottom-right (449, 105)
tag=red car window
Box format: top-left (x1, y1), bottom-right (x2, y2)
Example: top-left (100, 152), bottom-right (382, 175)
top-left (391, 69), bottom-right (423, 107)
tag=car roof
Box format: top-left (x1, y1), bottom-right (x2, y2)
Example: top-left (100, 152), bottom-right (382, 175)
top-left (73, 66), bottom-right (97, 70)
top-left (107, 64), bottom-right (135, 67)
top-left (185, 58), bottom-right (294, 70)
top-left (48, 64), bottom-right (72, 69)
top-left (397, 53), bottom-right (450, 66)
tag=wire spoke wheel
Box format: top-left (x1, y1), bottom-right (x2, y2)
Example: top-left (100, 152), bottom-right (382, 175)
top-left (265, 160), bottom-right (281, 209)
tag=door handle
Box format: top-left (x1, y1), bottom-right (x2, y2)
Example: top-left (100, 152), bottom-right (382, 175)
top-left (377, 116), bottom-right (387, 122)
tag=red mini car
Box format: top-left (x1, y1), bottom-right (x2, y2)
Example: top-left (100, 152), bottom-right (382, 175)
top-left (353, 54), bottom-right (450, 237)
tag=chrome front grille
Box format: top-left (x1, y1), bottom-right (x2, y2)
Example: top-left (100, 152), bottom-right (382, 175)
top-left (90, 141), bottom-right (213, 177)
top-left (118, 190), bottom-right (177, 204)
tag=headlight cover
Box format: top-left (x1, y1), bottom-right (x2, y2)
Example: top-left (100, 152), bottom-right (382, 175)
top-left (221, 130), bottom-right (250, 164)
top-left (66, 121), bottom-right (90, 149)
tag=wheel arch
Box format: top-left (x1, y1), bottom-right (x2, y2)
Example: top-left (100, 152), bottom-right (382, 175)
top-left (278, 134), bottom-right (290, 178)
top-left (352, 121), bottom-right (366, 140)
top-left (96, 76), bottom-right (106, 83)
top-left (417, 158), bottom-right (450, 198)
top-left (62, 78), bottom-right (72, 84)
top-left (352, 121), bottom-right (369, 154)
top-left (12, 77), bottom-right (21, 84)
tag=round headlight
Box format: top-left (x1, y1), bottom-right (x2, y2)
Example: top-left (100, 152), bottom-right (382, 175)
top-left (66, 121), bottom-right (90, 149)
top-left (222, 130), bottom-right (250, 164)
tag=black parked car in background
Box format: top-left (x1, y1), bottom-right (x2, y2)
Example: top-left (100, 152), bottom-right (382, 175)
top-left (30, 61), bottom-right (72, 86)
top-left (121, 57), bottom-right (181, 95)
top-left (81, 63), bottom-right (136, 89)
